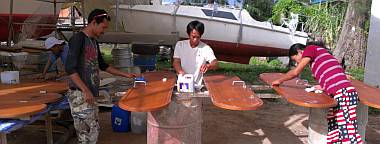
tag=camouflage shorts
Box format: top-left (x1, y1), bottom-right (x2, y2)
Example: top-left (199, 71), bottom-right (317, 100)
top-left (67, 89), bottom-right (99, 144)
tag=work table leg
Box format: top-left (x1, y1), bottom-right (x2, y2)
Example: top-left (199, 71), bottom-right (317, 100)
top-left (45, 114), bottom-right (53, 144)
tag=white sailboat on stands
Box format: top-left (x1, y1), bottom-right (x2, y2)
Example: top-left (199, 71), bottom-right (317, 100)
top-left (108, 1), bottom-right (308, 64)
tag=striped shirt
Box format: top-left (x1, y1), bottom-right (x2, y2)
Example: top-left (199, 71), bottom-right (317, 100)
top-left (302, 45), bottom-right (351, 95)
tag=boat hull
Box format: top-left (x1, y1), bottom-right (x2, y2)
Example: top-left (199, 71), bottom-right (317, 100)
top-left (113, 5), bottom-right (308, 63)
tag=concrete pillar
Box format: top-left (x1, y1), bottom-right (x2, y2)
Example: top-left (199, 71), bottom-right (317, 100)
top-left (364, 0), bottom-right (380, 87)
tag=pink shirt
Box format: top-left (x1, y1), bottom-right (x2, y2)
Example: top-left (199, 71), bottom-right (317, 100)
top-left (302, 45), bottom-right (351, 95)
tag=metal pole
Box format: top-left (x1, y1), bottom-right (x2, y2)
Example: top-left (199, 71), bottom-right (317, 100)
top-left (115, 0), bottom-right (120, 32)
top-left (54, 0), bottom-right (57, 37)
top-left (81, 0), bottom-right (86, 27)
top-left (113, 0), bottom-right (120, 50)
top-left (71, 5), bottom-right (75, 34)
top-left (7, 0), bottom-right (14, 47)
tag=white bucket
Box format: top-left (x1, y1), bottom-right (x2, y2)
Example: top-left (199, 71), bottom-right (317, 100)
top-left (177, 74), bottom-right (194, 93)
top-left (1, 71), bottom-right (20, 84)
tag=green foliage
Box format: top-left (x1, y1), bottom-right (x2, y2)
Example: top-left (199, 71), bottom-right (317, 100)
top-left (156, 59), bottom-right (173, 70)
top-left (208, 58), bottom-right (288, 85)
top-left (346, 68), bottom-right (364, 81)
top-left (304, 2), bottom-right (347, 49)
top-left (272, 0), bottom-right (347, 49)
top-left (244, 0), bottom-right (274, 21)
top-left (271, 0), bottom-right (308, 25)
top-left (299, 67), bottom-right (315, 83)
top-left (100, 46), bottom-right (113, 64)
top-left (268, 59), bottom-right (283, 67)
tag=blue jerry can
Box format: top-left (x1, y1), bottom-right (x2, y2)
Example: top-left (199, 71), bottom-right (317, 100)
top-left (111, 105), bottom-right (131, 132)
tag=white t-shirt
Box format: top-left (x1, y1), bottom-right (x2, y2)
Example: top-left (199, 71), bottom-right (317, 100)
top-left (173, 40), bottom-right (217, 87)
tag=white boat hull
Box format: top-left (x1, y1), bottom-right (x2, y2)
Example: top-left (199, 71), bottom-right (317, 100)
top-left (113, 5), bottom-right (308, 63)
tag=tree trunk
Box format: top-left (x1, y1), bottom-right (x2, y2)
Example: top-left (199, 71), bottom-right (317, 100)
top-left (333, 0), bottom-right (370, 69)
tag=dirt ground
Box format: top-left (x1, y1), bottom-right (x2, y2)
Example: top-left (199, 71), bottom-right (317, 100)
top-left (5, 73), bottom-right (380, 144)
top-left (6, 98), bottom-right (380, 144)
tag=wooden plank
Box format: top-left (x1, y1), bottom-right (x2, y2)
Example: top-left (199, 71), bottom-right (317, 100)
top-left (0, 104), bottom-right (47, 119)
top-left (118, 71), bottom-right (176, 112)
top-left (259, 73), bottom-right (336, 108)
top-left (351, 80), bottom-right (380, 109)
top-left (0, 93), bottom-right (62, 109)
top-left (204, 74), bottom-right (263, 110)
top-left (0, 81), bottom-right (69, 94)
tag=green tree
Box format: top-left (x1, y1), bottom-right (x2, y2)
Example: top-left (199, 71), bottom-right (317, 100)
top-left (271, 0), bottom-right (347, 49)
top-left (333, 0), bottom-right (371, 69)
top-left (244, 0), bottom-right (274, 21)
top-left (271, 0), bottom-right (308, 25)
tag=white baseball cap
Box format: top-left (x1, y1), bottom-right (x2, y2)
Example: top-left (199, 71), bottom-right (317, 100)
top-left (45, 37), bottom-right (64, 49)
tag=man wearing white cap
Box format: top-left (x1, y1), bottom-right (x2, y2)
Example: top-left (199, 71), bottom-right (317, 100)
top-left (39, 37), bottom-right (69, 79)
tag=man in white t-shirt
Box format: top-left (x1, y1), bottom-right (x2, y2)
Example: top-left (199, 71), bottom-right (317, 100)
top-left (173, 20), bottom-right (218, 87)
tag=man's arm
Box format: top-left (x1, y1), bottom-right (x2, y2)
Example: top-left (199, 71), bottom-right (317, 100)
top-left (55, 58), bottom-right (66, 77)
top-left (39, 58), bottom-right (52, 79)
top-left (173, 58), bottom-right (185, 75)
top-left (272, 57), bottom-right (311, 86)
top-left (105, 66), bottom-right (137, 78)
top-left (208, 59), bottom-right (218, 70)
top-left (200, 59), bottom-right (218, 73)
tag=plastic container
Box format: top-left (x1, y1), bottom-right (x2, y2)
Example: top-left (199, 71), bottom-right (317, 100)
top-left (111, 105), bottom-right (131, 132)
top-left (1, 71), bottom-right (19, 84)
top-left (177, 74), bottom-right (194, 93)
